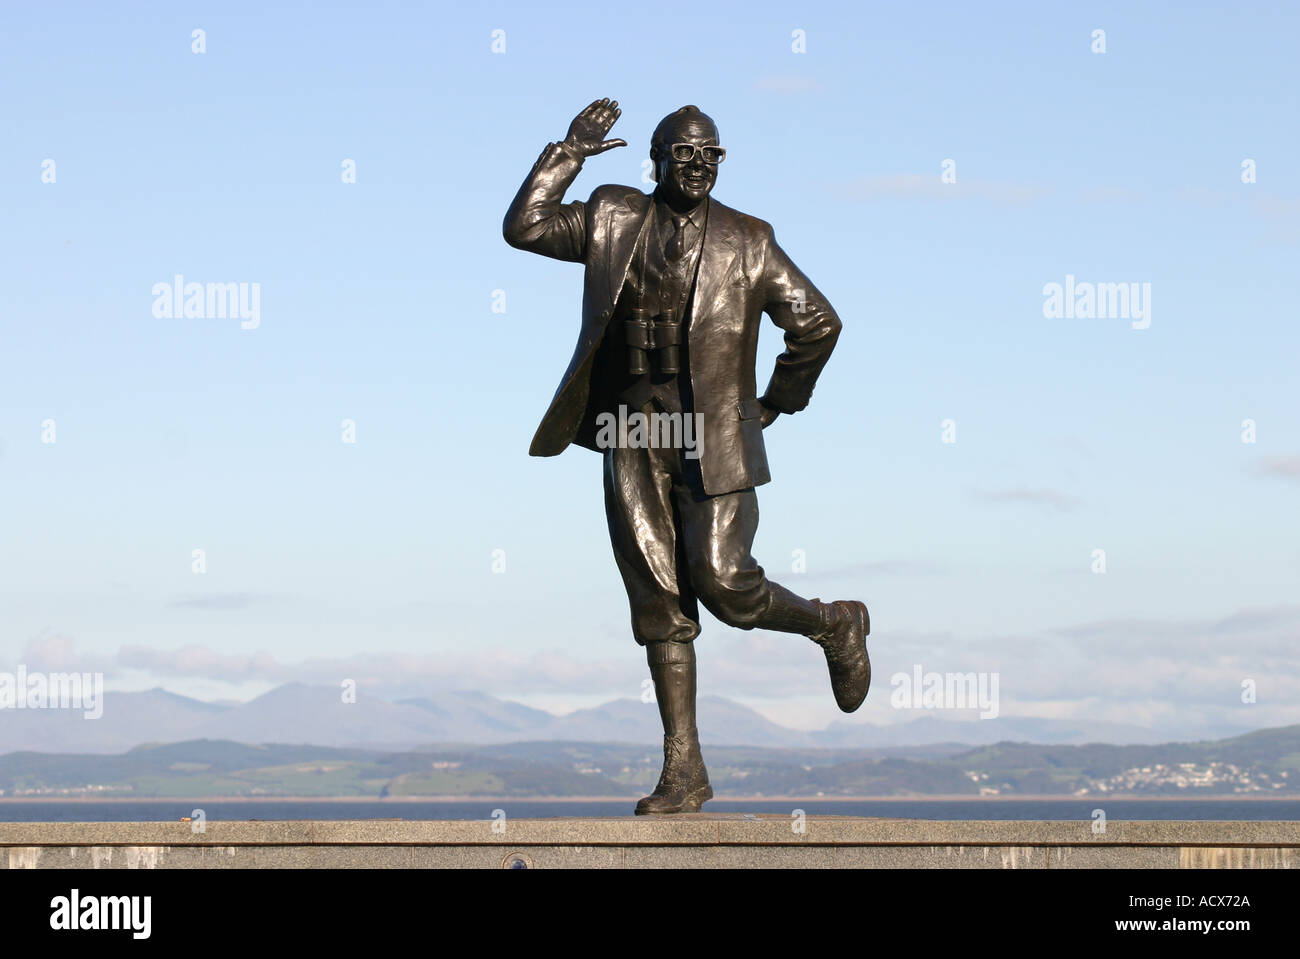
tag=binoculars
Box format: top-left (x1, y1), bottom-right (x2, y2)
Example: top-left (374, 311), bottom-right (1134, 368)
top-left (625, 308), bottom-right (682, 375)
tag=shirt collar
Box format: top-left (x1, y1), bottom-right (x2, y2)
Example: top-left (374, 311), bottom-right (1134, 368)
top-left (652, 191), bottom-right (706, 231)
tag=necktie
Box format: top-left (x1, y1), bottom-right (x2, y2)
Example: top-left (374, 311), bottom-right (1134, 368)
top-left (665, 214), bottom-right (689, 262)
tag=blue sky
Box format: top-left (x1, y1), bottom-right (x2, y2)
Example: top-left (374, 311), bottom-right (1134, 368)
top-left (2, 1), bottom-right (1297, 738)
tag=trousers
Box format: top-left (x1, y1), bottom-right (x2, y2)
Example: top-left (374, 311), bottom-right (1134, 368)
top-left (602, 433), bottom-right (823, 646)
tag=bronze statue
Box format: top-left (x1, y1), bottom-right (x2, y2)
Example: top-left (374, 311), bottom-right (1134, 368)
top-left (504, 98), bottom-right (870, 814)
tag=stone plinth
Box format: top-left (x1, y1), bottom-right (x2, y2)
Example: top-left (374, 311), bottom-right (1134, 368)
top-left (2, 816), bottom-right (1297, 869)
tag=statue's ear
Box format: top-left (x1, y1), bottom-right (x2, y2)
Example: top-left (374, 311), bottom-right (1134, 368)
top-left (648, 147), bottom-right (659, 182)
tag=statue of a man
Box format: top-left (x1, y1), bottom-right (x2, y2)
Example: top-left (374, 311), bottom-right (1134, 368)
top-left (504, 98), bottom-right (871, 814)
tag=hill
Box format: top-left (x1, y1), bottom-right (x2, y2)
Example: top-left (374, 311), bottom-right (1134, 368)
top-left (2, 725), bottom-right (1296, 798)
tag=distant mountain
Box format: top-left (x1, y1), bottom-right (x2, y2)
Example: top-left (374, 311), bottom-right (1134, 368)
top-left (0, 687), bottom-right (230, 754)
top-left (398, 692), bottom-right (555, 738)
top-left (813, 715), bottom-right (1189, 749)
top-left (538, 696), bottom-right (818, 748)
top-left (196, 684), bottom-right (449, 748)
top-left (0, 682), bottom-right (1253, 754)
top-left (2, 726), bottom-right (1297, 799)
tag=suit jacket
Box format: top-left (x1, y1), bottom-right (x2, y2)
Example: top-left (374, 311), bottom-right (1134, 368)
top-left (503, 140), bottom-right (842, 496)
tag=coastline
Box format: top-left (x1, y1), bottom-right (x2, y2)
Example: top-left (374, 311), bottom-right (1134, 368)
top-left (3, 794), bottom-right (1297, 804)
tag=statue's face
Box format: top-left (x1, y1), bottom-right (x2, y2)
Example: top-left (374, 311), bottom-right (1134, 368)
top-left (654, 119), bottom-right (721, 207)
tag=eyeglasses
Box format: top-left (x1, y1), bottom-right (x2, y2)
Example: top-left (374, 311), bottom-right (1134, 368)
top-left (667, 142), bottom-right (726, 164)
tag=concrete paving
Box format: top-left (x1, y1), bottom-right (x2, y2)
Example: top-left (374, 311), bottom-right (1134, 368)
top-left (2, 816), bottom-right (1297, 868)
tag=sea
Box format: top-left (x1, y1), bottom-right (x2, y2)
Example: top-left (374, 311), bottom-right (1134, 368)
top-left (2, 799), bottom-right (1297, 822)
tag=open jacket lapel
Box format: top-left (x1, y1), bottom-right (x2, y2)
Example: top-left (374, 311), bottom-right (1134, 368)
top-left (689, 198), bottom-right (740, 331)
top-left (605, 192), bottom-right (654, 311)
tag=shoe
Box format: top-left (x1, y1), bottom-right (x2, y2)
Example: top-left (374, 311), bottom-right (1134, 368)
top-left (813, 599), bottom-right (871, 712)
top-left (635, 731), bottom-right (713, 815)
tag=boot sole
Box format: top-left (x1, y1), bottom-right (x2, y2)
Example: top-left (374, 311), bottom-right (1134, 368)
top-left (634, 782), bottom-right (713, 815)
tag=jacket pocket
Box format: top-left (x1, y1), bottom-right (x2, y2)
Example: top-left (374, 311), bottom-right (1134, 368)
top-left (735, 397), bottom-right (771, 486)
